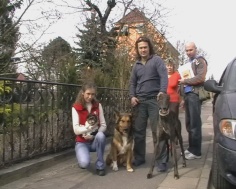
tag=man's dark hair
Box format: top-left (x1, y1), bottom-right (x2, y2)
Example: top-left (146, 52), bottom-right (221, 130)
top-left (135, 36), bottom-right (155, 60)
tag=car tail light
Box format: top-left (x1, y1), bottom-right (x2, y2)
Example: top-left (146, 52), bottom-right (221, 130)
top-left (219, 119), bottom-right (236, 139)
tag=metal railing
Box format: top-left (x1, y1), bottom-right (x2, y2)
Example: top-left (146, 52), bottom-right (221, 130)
top-left (0, 77), bottom-right (131, 168)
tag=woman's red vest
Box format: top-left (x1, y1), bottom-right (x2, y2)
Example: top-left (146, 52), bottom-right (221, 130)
top-left (73, 102), bottom-right (100, 142)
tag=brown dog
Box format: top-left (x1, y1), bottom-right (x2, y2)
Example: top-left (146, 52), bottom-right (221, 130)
top-left (106, 111), bottom-right (134, 172)
top-left (147, 93), bottom-right (186, 179)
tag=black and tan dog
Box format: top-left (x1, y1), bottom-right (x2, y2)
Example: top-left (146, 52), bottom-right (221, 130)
top-left (147, 93), bottom-right (186, 179)
top-left (106, 111), bottom-right (134, 172)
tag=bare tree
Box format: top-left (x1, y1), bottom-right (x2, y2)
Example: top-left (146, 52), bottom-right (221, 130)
top-left (15, 0), bottom-right (63, 54)
top-left (176, 40), bottom-right (208, 66)
top-left (8, 0), bottom-right (171, 88)
top-left (0, 0), bottom-right (23, 74)
top-left (67, 0), bottom-right (170, 87)
top-left (176, 40), bottom-right (187, 65)
top-left (0, 0), bottom-right (65, 76)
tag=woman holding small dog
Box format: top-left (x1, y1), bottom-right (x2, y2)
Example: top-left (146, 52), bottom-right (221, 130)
top-left (72, 82), bottom-right (107, 176)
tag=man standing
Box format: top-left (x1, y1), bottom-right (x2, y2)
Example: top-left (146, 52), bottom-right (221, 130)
top-left (129, 36), bottom-right (168, 172)
top-left (179, 42), bottom-right (207, 160)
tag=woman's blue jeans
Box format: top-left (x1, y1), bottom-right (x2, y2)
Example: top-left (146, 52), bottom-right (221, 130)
top-left (75, 131), bottom-right (106, 170)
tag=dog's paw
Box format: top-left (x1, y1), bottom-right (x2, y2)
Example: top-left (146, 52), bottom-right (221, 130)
top-left (112, 165), bottom-right (119, 171)
top-left (147, 173), bottom-right (153, 179)
top-left (87, 125), bottom-right (92, 129)
top-left (127, 167), bottom-right (134, 172)
top-left (112, 161), bottom-right (118, 171)
top-left (174, 174), bottom-right (179, 180)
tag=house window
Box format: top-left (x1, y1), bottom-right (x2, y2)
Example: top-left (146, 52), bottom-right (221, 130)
top-left (136, 23), bottom-right (144, 34)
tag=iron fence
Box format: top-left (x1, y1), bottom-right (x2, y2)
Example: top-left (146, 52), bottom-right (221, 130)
top-left (0, 77), bottom-right (131, 168)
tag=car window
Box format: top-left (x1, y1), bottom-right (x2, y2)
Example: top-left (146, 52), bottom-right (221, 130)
top-left (218, 68), bottom-right (226, 87)
top-left (218, 59), bottom-right (236, 90)
top-left (228, 61), bottom-right (236, 90)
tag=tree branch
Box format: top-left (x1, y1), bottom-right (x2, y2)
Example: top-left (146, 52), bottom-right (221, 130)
top-left (84, 0), bottom-right (116, 34)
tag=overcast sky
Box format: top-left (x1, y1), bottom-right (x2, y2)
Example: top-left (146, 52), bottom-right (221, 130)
top-left (19, 0), bottom-right (236, 80)
top-left (163, 0), bottom-right (236, 80)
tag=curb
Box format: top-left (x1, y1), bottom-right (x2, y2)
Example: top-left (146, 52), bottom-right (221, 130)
top-left (197, 140), bottom-right (213, 189)
top-left (198, 100), bottom-right (213, 189)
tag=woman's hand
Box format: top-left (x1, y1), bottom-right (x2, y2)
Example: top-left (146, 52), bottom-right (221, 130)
top-left (87, 124), bottom-right (98, 132)
top-left (83, 135), bottom-right (94, 140)
top-left (180, 100), bottom-right (185, 110)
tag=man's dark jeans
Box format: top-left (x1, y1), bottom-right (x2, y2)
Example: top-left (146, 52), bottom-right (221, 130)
top-left (184, 92), bottom-right (202, 156)
top-left (133, 98), bottom-right (168, 163)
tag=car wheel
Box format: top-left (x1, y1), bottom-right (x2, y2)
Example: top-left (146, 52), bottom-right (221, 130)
top-left (212, 141), bottom-right (234, 189)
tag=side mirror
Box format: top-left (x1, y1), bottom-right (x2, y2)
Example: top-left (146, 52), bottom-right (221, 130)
top-left (204, 80), bottom-right (222, 93)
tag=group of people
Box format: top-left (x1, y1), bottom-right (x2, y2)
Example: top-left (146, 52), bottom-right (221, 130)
top-left (71, 36), bottom-right (207, 176)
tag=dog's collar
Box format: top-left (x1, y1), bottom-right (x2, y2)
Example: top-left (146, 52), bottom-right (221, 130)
top-left (162, 126), bottom-right (168, 134)
top-left (159, 109), bottom-right (169, 116)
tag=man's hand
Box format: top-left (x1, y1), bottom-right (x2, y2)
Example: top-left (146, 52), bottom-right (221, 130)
top-left (157, 92), bottom-right (164, 97)
top-left (131, 97), bottom-right (139, 107)
top-left (179, 79), bottom-right (185, 84)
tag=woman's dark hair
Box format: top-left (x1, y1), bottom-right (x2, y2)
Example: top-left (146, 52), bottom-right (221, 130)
top-left (135, 36), bottom-right (155, 60)
top-left (75, 82), bottom-right (98, 108)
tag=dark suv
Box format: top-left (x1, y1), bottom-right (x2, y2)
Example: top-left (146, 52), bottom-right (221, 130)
top-left (204, 58), bottom-right (236, 188)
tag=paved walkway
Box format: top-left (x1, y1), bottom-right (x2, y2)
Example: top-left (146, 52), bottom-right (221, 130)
top-left (0, 101), bottom-right (214, 189)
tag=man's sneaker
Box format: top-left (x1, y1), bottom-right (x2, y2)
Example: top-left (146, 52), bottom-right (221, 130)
top-left (181, 149), bottom-right (191, 156)
top-left (96, 169), bottom-right (106, 176)
top-left (157, 163), bottom-right (167, 172)
top-left (185, 152), bottom-right (201, 160)
top-left (184, 149), bottom-right (191, 155)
